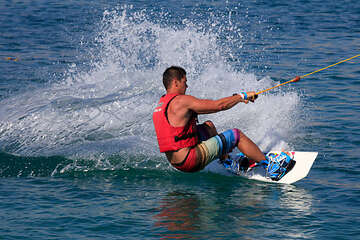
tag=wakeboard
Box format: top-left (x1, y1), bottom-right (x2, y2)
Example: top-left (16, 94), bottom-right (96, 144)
top-left (205, 151), bottom-right (318, 184)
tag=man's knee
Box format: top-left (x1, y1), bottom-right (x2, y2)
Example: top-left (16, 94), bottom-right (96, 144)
top-left (235, 128), bottom-right (247, 141)
top-left (204, 120), bottom-right (215, 128)
top-left (233, 128), bottom-right (244, 140)
top-left (203, 120), bottom-right (217, 137)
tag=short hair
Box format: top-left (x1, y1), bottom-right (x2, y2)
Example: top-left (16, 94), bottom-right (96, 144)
top-left (163, 66), bottom-right (186, 90)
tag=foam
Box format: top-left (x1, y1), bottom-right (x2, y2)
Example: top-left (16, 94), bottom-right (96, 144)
top-left (0, 6), bottom-right (302, 165)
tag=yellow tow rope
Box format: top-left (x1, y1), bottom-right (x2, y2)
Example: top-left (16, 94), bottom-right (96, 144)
top-left (256, 53), bottom-right (360, 95)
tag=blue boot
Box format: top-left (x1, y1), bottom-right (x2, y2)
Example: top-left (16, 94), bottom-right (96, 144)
top-left (264, 152), bottom-right (294, 181)
top-left (222, 153), bottom-right (249, 174)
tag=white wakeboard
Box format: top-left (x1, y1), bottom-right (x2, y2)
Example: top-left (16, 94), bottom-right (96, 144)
top-left (205, 151), bottom-right (318, 184)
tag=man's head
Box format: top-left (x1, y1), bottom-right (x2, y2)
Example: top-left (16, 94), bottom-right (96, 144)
top-left (163, 66), bottom-right (187, 93)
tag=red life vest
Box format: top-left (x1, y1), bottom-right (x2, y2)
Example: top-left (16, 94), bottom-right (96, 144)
top-left (153, 94), bottom-right (199, 152)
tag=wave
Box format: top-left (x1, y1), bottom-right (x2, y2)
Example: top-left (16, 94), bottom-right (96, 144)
top-left (0, 5), bottom-right (303, 173)
top-left (0, 151), bottom-right (173, 178)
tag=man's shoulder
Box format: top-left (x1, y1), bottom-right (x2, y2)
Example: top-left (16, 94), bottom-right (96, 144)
top-left (175, 94), bottom-right (197, 101)
top-left (169, 95), bottom-right (197, 112)
top-left (172, 94), bottom-right (199, 106)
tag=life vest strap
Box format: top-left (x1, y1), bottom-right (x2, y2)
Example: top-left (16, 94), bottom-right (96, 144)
top-left (174, 132), bottom-right (198, 142)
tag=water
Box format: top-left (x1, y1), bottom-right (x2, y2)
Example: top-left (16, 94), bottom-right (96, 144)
top-left (0, 0), bottom-right (359, 239)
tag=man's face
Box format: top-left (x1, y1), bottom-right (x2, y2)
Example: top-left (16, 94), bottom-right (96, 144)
top-left (178, 76), bottom-right (188, 94)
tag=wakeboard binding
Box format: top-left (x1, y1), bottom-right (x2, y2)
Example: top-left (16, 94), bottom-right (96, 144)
top-left (222, 151), bottom-right (296, 181)
top-left (264, 152), bottom-right (296, 181)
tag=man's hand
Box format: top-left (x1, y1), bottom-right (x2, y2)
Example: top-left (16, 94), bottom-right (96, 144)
top-left (247, 91), bottom-right (258, 103)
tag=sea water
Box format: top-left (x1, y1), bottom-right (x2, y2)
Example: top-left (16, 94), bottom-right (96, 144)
top-left (0, 1), bottom-right (359, 239)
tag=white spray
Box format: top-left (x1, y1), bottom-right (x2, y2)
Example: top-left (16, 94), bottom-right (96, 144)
top-left (0, 6), bottom-right (301, 171)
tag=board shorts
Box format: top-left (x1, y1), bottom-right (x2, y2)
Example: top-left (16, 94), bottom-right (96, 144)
top-left (172, 124), bottom-right (240, 172)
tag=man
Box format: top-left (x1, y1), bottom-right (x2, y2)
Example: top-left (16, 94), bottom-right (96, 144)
top-left (153, 66), bottom-right (290, 177)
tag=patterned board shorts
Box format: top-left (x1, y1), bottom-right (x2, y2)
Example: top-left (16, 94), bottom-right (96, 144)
top-left (172, 125), bottom-right (240, 172)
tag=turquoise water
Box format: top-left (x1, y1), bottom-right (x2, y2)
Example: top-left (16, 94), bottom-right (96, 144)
top-left (1, 0), bottom-right (360, 239)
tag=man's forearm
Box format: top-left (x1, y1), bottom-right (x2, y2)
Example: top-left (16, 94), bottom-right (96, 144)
top-left (215, 94), bottom-right (244, 111)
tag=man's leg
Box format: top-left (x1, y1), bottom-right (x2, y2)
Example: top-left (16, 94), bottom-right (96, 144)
top-left (194, 127), bottom-right (266, 170)
top-left (196, 128), bottom-right (292, 180)
top-left (236, 130), bottom-right (266, 163)
top-left (201, 124), bottom-right (265, 163)
top-left (233, 130), bottom-right (294, 180)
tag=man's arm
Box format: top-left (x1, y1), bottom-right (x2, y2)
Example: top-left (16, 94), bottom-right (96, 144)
top-left (179, 92), bottom-right (257, 114)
